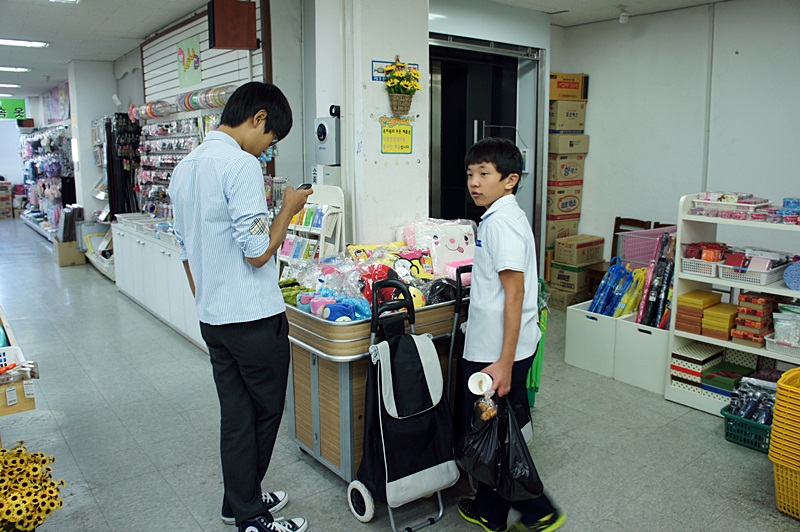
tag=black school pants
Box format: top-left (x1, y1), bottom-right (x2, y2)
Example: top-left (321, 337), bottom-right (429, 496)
top-left (459, 353), bottom-right (557, 526)
top-left (200, 313), bottom-right (290, 526)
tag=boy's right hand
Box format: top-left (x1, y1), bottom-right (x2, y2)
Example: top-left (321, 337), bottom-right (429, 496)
top-left (282, 185), bottom-right (313, 215)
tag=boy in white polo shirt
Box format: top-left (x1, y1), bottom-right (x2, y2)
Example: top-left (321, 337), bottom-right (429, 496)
top-left (457, 137), bottom-right (565, 532)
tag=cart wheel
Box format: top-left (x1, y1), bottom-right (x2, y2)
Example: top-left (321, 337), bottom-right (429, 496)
top-left (347, 480), bottom-right (375, 523)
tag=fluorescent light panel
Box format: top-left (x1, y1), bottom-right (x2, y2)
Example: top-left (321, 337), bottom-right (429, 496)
top-left (0, 67), bottom-right (30, 73)
top-left (0, 38), bottom-right (49, 48)
top-left (49, 0), bottom-right (81, 4)
top-left (0, 94), bottom-right (13, 98)
top-left (0, 84), bottom-right (20, 88)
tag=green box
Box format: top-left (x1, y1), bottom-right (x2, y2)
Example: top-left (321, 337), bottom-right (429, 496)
top-left (701, 362), bottom-right (752, 391)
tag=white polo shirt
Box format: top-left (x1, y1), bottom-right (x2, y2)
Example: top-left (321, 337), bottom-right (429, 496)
top-left (463, 194), bottom-right (540, 363)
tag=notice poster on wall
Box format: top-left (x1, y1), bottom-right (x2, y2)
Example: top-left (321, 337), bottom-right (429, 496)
top-left (380, 115), bottom-right (412, 154)
top-left (177, 35), bottom-right (202, 88)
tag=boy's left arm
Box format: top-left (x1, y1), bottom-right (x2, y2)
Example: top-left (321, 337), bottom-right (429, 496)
top-left (483, 268), bottom-right (524, 397)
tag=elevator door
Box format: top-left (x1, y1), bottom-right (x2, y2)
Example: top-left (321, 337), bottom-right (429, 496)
top-left (429, 48), bottom-right (519, 224)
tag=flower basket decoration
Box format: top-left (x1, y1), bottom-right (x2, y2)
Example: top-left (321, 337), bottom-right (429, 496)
top-left (385, 56), bottom-right (422, 116)
top-left (0, 442), bottom-right (65, 531)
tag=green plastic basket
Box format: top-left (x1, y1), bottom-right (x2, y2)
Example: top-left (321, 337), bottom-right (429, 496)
top-left (721, 405), bottom-right (772, 454)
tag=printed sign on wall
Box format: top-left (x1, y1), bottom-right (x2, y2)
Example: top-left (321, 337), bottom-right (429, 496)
top-left (372, 60), bottom-right (419, 82)
top-left (0, 99), bottom-right (27, 119)
top-left (380, 115), bottom-right (413, 154)
top-left (177, 35), bottom-right (202, 88)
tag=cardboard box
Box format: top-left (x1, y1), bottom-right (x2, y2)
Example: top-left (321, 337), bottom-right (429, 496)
top-left (549, 72), bottom-right (589, 101)
top-left (550, 261), bottom-right (595, 293)
top-left (546, 180), bottom-right (583, 220)
top-left (0, 381), bottom-right (36, 417)
top-left (548, 100), bottom-right (586, 133)
top-left (555, 234), bottom-right (605, 266)
top-left (547, 153), bottom-right (586, 181)
top-left (547, 285), bottom-right (588, 312)
top-left (548, 134), bottom-right (590, 154)
top-left (53, 239), bottom-right (86, 267)
top-left (545, 218), bottom-right (579, 248)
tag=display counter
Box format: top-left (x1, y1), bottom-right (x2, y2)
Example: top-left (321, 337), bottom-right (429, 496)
top-left (285, 301), bottom-right (465, 482)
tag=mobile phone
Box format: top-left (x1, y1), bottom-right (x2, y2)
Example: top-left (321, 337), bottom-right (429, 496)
top-left (297, 183), bottom-right (312, 190)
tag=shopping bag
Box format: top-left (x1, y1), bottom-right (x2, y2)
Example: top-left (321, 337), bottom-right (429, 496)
top-left (458, 396), bottom-right (543, 501)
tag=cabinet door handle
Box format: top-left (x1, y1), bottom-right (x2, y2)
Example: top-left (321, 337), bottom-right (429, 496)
top-left (165, 252), bottom-right (171, 257)
top-left (160, 250), bottom-right (165, 255)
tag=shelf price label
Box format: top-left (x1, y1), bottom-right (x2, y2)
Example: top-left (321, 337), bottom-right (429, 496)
top-left (380, 116), bottom-right (412, 154)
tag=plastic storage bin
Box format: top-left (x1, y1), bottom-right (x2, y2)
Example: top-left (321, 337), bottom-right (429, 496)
top-left (721, 405), bottom-right (771, 454)
top-left (565, 301), bottom-right (629, 378)
top-left (773, 462), bottom-right (800, 520)
top-left (613, 317), bottom-right (669, 394)
top-left (717, 263), bottom-right (788, 286)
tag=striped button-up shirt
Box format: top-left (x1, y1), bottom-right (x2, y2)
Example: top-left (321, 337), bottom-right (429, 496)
top-left (463, 194), bottom-right (540, 363)
top-left (168, 131), bottom-right (284, 325)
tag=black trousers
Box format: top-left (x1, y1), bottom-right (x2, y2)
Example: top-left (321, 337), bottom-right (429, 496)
top-left (200, 313), bottom-right (290, 525)
top-left (459, 353), bottom-right (556, 526)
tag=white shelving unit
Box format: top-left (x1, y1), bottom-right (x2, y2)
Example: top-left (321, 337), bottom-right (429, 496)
top-left (665, 194), bottom-right (800, 416)
top-left (277, 184), bottom-right (344, 279)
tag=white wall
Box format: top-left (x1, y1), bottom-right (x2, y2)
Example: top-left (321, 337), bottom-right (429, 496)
top-left (68, 60), bottom-right (118, 211)
top-left (114, 48), bottom-right (145, 111)
top-left (0, 121), bottom-right (23, 184)
top-left (551, 0), bottom-right (800, 256)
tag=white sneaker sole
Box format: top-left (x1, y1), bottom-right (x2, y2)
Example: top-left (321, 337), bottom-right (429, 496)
top-left (220, 494), bottom-right (290, 525)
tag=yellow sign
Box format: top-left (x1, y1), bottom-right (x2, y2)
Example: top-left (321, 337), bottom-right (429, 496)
top-left (380, 115), bottom-right (413, 154)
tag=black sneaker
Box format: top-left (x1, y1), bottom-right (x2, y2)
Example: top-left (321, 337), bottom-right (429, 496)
top-left (221, 491), bottom-right (289, 525)
top-left (238, 516), bottom-right (307, 532)
top-left (457, 498), bottom-right (507, 532)
top-left (515, 511), bottom-right (567, 532)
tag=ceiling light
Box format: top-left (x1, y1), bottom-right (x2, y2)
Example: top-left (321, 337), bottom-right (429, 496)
top-left (0, 39), bottom-right (49, 48)
top-left (0, 83), bottom-right (20, 88)
top-left (49, 0), bottom-right (82, 4)
top-left (619, 6), bottom-right (629, 24)
top-left (0, 67), bottom-right (30, 73)
top-left (0, 94), bottom-right (13, 98)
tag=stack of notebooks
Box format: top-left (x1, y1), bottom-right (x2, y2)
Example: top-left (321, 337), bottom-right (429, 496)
top-left (702, 303), bottom-right (738, 341)
top-left (676, 290), bottom-right (722, 335)
top-left (730, 292), bottom-right (774, 348)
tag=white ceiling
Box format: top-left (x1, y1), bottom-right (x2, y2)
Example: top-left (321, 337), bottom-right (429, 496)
top-left (0, 0), bottom-right (725, 99)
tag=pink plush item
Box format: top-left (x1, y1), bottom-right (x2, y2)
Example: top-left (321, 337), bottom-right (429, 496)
top-left (445, 259), bottom-right (473, 285)
top-left (310, 297), bottom-right (337, 317)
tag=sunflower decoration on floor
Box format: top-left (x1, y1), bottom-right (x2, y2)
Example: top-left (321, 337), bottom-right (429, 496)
top-left (0, 442), bottom-right (64, 531)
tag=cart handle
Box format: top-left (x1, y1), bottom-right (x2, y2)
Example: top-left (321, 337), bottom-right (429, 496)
top-left (371, 279), bottom-right (415, 334)
top-left (454, 264), bottom-right (472, 314)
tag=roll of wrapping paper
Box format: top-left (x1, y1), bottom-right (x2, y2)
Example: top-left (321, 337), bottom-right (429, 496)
top-left (589, 257), bottom-right (625, 314)
top-left (614, 267), bottom-right (646, 317)
top-left (637, 233), bottom-right (672, 325)
top-left (603, 269), bottom-right (634, 316)
top-left (658, 284), bottom-right (673, 329)
top-left (653, 262), bottom-right (674, 328)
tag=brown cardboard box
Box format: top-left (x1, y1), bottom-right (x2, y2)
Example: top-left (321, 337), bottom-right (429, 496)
top-left (547, 284), bottom-right (589, 312)
top-left (0, 381), bottom-right (36, 417)
top-left (548, 100), bottom-right (586, 133)
top-left (53, 239), bottom-right (86, 267)
top-left (548, 134), bottom-right (590, 154)
top-left (547, 153), bottom-right (586, 181)
top-left (549, 261), bottom-right (598, 293)
top-left (545, 218), bottom-right (579, 248)
top-left (546, 179), bottom-right (583, 220)
top-left (555, 234), bottom-right (605, 266)
top-left (549, 72), bottom-right (589, 101)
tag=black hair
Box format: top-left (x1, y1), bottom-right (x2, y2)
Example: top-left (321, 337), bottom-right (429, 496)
top-left (219, 82), bottom-right (293, 141)
top-left (464, 137), bottom-right (522, 194)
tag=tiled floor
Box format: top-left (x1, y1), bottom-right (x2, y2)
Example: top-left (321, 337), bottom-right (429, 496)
top-left (0, 217), bottom-right (797, 531)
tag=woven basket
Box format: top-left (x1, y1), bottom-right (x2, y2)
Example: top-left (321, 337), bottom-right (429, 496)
top-left (389, 93), bottom-right (413, 116)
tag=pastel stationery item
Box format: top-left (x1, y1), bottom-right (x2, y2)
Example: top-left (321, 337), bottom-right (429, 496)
top-left (747, 256), bottom-right (773, 271)
top-left (445, 259), bottom-right (473, 285)
top-left (296, 292), bottom-right (317, 313)
top-left (281, 235), bottom-right (295, 257)
top-left (310, 296), bottom-right (336, 317)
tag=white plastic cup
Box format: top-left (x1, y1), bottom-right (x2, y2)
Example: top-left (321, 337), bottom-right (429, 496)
top-left (468, 372), bottom-right (494, 397)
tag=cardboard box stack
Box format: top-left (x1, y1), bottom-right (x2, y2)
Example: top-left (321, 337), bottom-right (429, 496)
top-left (546, 73), bottom-right (591, 308)
top-left (731, 292), bottom-right (774, 348)
top-left (670, 342), bottom-right (723, 392)
top-left (675, 290), bottom-right (722, 334)
top-left (549, 235), bottom-right (605, 309)
top-left (0, 182), bottom-right (12, 219)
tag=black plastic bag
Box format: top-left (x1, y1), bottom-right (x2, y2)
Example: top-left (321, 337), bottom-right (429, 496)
top-left (458, 396), bottom-right (544, 502)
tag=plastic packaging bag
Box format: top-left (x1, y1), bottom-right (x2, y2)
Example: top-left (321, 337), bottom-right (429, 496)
top-left (459, 396), bottom-right (543, 502)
